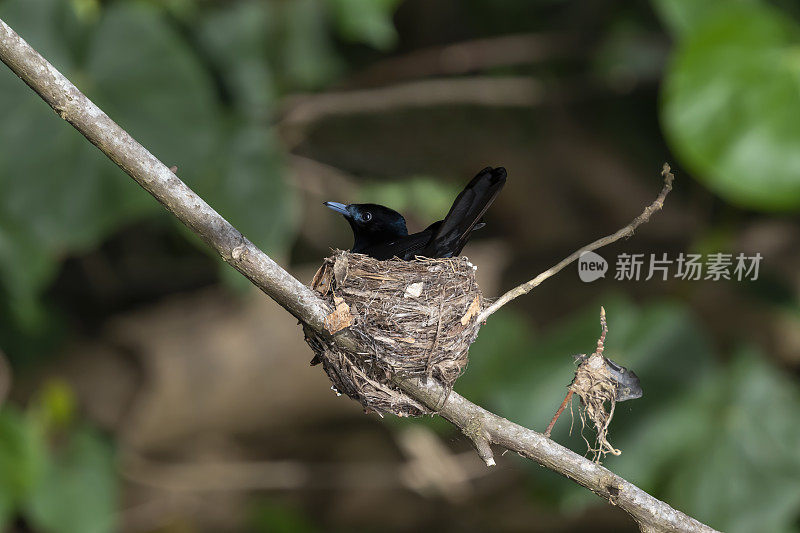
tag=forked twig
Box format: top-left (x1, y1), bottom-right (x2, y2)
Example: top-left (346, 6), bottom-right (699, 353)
top-left (478, 164), bottom-right (674, 322)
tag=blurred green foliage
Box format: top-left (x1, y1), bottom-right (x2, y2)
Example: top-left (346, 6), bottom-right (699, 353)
top-left (329, 0), bottom-right (402, 50)
top-left (0, 407), bottom-right (45, 526)
top-left (1, 0), bottom-right (799, 531)
top-left (0, 0), bottom-right (401, 354)
top-left (249, 499), bottom-right (321, 533)
top-left (463, 297), bottom-right (800, 532)
top-left (0, 0), bottom-right (396, 525)
top-left (359, 176), bottom-right (462, 223)
top-left (657, 0), bottom-right (800, 211)
top-left (0, 0), bottom-right (395, 524)
top-left (0, 0), bottom-right (284, 337)
top-left (0, 382), bottom-right (116, 532)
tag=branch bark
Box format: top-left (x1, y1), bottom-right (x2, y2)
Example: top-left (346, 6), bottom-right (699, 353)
top-left (0, 18), bottom-right (717, 533)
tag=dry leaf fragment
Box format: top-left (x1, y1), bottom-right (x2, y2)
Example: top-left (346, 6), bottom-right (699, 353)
top-left (333, 255), bottom-right (349, 287)
top-left (460, 295), bottom-right (481, 325)
top-left (311, 263), bottom-right (333, 295)
top-left (325, 296), bottom-right (353, 334)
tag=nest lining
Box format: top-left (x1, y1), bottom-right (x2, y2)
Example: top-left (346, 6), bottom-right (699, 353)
top-left (307, 250), bottom-right (483, 416)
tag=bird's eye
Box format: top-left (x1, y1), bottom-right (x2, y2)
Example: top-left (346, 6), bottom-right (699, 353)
top-left (363, 212), bottom-right (372, 222)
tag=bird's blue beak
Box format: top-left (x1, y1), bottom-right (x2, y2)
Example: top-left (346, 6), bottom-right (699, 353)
top-left (324, 201), bottom-right (350, 217)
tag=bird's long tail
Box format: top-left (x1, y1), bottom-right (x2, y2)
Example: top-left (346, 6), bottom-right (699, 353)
top-left (421, 166), bottom-right (506, 258)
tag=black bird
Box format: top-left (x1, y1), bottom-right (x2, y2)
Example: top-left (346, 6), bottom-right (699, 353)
top-left (324, 166), bottom-right (506, 260)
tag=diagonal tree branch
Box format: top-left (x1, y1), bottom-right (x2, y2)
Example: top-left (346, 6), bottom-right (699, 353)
top-left (0, 18), bottom-right (717, 533)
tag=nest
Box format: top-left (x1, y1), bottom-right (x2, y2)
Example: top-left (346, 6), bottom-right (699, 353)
top-left (306, 250), bottom-right (483, 416)
top-left (571, 352), bottom-right (623, 462)
top-left (562, 307), bottom-right (642, 463)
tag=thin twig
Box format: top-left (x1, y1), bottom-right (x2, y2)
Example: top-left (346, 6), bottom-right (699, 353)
top-left (347, 32), bottom-right (579, 86)
top-left (544, 389), bottom-right (573, 438)
top-left (279, 76), bottom-right (546, 148)
top-left (478, 164), bottom-right (674, 322)
top-left (281, 76), bottom-right (544, 126)
top-left (0, 19), bottom-right (714, 533)
top-left (544, 305), bottom-right (607, 439)
top-left (597, 305), bottom-right (607, 355)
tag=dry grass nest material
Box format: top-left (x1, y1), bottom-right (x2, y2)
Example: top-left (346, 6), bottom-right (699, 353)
top-left (571, 352), bottom-right (622, 462)
top-left (306, 250), bottom-right (483, 416)
top-left (566, 307), bottom-right (641, 462)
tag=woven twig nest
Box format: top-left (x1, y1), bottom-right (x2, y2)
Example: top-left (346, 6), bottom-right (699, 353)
top-left (305, 250), bottom-right (483, 416)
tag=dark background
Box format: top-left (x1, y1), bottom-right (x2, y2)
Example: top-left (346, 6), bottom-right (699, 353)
top-left (0, 0), bottom-right (799, 531)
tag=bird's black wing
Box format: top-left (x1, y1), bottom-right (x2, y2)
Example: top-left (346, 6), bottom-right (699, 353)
top-left (420, 167), bottom-right (506, 258)
top-left (361, 221), bottom-right (442, 260)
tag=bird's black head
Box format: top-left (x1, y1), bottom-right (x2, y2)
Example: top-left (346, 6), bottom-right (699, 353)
top-left (323, 202), bottom-right (409, 254)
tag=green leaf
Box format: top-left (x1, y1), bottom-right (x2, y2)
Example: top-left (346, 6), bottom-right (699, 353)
top-left (196, 1), bottom-right (276, 115)
top-left (31, 379), bottom-right (78, 433)
top-left (0, 0), bottom-right (220, 329)
top-left (0, 408), bottom-right (47, 528)
top-left (272, 0), bottom-right (342, 90)
top-left (205, 125), bottom-right (297, 257)
top-left (88, 2), bottom-right (220, 190)
top-left (664, 351), bottom-right (800, 532)
top-left (651, 0), bottom-right (759, 37)
top-left (69, 0), bottom-right (100, 23)
top-left (660, 3), bottom-right (800, 211)
top-left (194, 3), bottom-right (298, 262)
top-left (0, 211), bottom-right (59, 329)
top-left (0, 0), bottom-right (301, 340)
top-left (0, 0), bottom-right (91, 327)
top-left (0, 0), bottom-right (83, 70)
top-left (327, 0), bottom-right (401, 50)
top-left (25, 428), bottom-right (117, 533)
top-left (249, 499), bottom-right (319, 533)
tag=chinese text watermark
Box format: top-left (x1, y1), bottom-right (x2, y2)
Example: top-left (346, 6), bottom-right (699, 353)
top-left (578, 252), bottom-right (762, 282)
